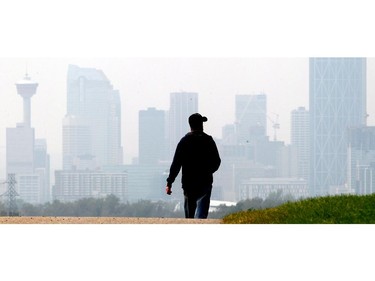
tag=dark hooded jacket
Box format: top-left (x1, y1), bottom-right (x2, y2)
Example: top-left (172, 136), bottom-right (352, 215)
top-left (166, 131), bottom-right (221, 190)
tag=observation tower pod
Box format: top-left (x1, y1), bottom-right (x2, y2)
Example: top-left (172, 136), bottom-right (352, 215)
top-left (15, 73), bottom-right (38, 127)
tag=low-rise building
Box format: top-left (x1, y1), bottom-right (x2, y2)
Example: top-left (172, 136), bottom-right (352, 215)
top-left (53, 170), bottom-right (127, 202)
top-left (240, 177), bottom-right (309, 200)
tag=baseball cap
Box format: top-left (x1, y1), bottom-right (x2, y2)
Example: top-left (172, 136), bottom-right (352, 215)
top-left (188, 113), bottom-right (208, 129)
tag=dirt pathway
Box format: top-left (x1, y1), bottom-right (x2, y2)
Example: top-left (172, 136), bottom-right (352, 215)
top-left (0, 216), bottom-right (222, 224)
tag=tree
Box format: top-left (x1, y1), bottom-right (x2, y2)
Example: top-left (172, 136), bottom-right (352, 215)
top-left (101, 195), bottom-right (121, 216)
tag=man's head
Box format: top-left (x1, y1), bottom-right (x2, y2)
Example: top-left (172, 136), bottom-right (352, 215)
top-left (188, 113), bottom-right (208, 131)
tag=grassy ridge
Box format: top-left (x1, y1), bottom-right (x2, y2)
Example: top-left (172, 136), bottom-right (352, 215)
top-left (222, 194), bottom-right (375, 224)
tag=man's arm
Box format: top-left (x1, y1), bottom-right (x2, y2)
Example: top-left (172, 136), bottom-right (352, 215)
top-left (166, 141), bottom-right (183, 194)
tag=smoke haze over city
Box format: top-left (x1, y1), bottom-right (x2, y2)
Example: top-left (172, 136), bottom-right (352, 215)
top-left (1, 58), bottom-right (375, 177)
top-left (0, 58), bottom-right (309, 172)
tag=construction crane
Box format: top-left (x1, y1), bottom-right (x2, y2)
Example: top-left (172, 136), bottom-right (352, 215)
top-left (267, 113), bottom-right (280, 141)
top-left (0, 174), bottom-right (19, 216)
top-left (236, 94), bottom-right (280, 142)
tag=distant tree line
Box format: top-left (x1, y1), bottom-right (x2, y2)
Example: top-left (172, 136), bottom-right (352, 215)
top-left (209, 190), bottom-right (297, 218)
top-left (0, 190), bottom-right (297, 218)
top-left (0, 195), bottom-right (184, 218)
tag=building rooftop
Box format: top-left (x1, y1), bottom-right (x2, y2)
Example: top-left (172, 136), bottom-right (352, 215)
top-left (67, 64), bottom-right (109, 81)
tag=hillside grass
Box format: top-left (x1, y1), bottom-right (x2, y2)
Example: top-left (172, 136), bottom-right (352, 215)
top-left (222, 194), bottom-right (375, 224)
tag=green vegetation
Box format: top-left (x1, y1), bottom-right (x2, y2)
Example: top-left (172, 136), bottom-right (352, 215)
top-left (5, 191), bottom-right (374, 223)
top-left (222, 194), bottom-right (375, 224)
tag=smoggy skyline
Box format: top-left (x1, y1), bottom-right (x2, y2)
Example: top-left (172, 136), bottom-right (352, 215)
top-left (2, 1), bottom-right (375, 179)
top-left (1, 57), bottom-right (375, 179)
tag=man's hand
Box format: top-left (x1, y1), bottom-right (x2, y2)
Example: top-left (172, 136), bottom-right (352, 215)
top-left (166, 186), bottom-right (172, 195)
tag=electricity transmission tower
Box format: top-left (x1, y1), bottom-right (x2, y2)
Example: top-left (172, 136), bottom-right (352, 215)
top-left (0, 174), bottom-right (19, 216)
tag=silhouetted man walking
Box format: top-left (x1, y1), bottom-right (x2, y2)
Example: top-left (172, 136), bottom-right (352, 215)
top-left (166, 113), bottom-right (221, 219)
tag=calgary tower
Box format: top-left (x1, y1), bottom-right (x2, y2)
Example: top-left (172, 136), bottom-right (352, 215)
top-left (15, 73), bottom-right (38, 127)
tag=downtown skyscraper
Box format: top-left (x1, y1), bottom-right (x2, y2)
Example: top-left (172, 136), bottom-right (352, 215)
top-left (63, 65), bottom-right (123, 169)
top-left (168, 92), bottom-right (198, 159)
top-left (235, 94), bottom-right (267, 144)
top-left (291, 107), bottom-right (309, 182)
top-left (139, 107), bottom-right (166, 165)
top-left (55, 65), bottom-right (126, 202)
top-left (309, 58), bottom-right (367, 196)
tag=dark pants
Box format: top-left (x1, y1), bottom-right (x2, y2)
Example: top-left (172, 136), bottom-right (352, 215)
top-left (183, 186), bottom-right (212, 219)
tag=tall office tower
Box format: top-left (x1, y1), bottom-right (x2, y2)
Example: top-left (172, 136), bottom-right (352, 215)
top-left (309, 58), bottom-right (367, 196)
top-left (139, 107), bottom-right (166, 165)
top-left (65, 65), bottom-right (123, 169)
top-left (222, 124), bottom-right (236, 145)
top-left (168, 92), bottom-right (198, 159)
top-left (62, 115), bottom-right (91, 170)
top-left (6, 74), bottom-right (50, 204)
top-left (235, 94), bottom-right (267, 144)
top-left (291, 107), bottom-right (310, 182)
top-left (63, 115), bottom-right (92, 170)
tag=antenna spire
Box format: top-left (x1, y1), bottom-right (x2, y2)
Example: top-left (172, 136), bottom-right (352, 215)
top-left (25, 61), bottom-right (29, 79)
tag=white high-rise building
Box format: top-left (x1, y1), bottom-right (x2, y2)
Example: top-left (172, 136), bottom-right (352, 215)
top-left (54, 65), bottom-right (126, 202)
top-left (65, 65), bottom-right (123, 169)
top-left (168, 92), bottom-right (198, 159)
top-left (139, 107), bottom-right (166, 165)
top-left (62, 115), bottom-right (91, 170)
top-left (6, 125), bottom-right (35, 175)
top-left (291, 107), bottom-right (310, 182)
